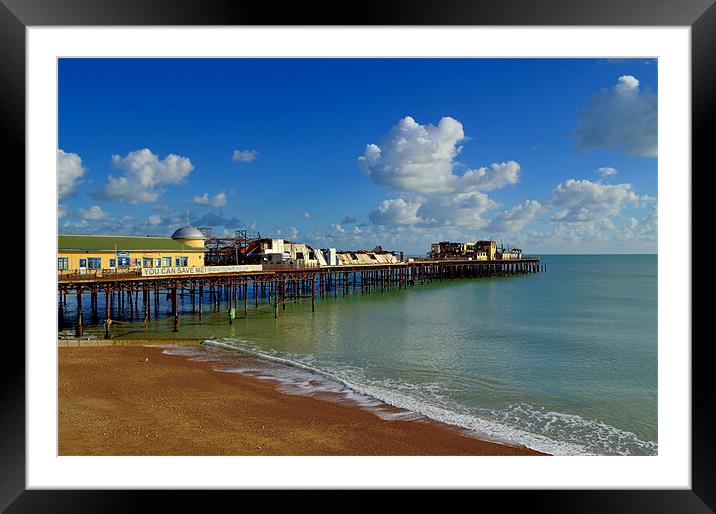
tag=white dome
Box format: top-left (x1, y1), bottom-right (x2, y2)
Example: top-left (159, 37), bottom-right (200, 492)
top-left (171, 226), bottom-right (205, 240)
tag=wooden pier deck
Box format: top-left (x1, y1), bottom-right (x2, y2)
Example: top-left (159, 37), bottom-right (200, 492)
top-left (57, 258), bottom-right (544, 338)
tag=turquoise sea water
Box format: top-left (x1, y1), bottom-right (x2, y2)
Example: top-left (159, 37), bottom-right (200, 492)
top-left (64, 255), bottom-right (657, 455)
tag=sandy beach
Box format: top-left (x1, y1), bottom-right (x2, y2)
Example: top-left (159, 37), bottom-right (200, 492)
top-left (58, 345), bottom-right (545, 456)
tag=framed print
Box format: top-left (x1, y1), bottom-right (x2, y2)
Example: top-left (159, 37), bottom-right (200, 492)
top-left (4, 0), bottom-right (709, 510)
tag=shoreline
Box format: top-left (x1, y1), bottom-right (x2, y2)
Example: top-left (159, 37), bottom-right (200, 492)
top-left (58, 344), bottom-right (546, 456)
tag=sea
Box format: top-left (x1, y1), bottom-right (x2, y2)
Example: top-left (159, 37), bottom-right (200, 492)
top-left (61, 254), bottom-right (658, 456)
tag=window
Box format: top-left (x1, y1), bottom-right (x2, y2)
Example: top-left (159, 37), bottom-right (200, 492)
top-left (175, 257), bottom-right (187, 267)
top-left (57, 257), bottom-right (68, 270)
top-left (79, 258), bottom-right (87, 268)
top-left (87, 257), bottom-right (102, 270)
top-left (295, 252), bottom-right (304, 260)
top-left (155, 258), bottom-right (161, 267)
top-left (369, 254), bottom-right (377, 260)
top-left (143, 258), bottom-right (153, 268)
top-left (109, 258), bottom-right (116, 268)
top-left (308, 251), bottom-right (315, 260)
top-left (162, 257), bottom-right (172, 267)
top-left (118, 257), bottom-right (130, 269)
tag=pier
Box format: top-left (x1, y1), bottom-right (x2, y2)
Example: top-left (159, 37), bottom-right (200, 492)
top-left (58, 258), bottom-right (544, 338)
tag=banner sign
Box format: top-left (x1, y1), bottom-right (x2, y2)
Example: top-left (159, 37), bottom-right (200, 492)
top-left (141, 264), bottom-right (263, 277)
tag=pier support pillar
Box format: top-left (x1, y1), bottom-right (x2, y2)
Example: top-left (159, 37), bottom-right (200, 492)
top-left (75, 289), bottom-right (83, 338)
top-left (274, 280), bottom-right (279, 319)
top-left (104, 286), bottom-right (111, 339)
top-left (143, 286), bottom-right (149, 326)
top-left (198, 285), bottom-right (203, 321)
top-left (311, 276), bottom-right (316, 312)
top-left (172, 285), bottom-right (179, 332)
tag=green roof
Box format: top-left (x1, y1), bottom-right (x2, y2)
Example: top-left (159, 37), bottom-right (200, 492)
top-left (58, 234), bottom-right (203, 252)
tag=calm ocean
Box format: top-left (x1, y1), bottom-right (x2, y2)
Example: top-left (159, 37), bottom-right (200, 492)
top-left (64, 254), bottom-right (658, 456)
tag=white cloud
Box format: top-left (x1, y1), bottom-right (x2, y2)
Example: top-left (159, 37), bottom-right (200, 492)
top-left (596, 166), bottom-right (618, 177)
top-left (57, 149), bottom-right (87, 198)
top-left (417, 191), bottom-right (496, 227)
top-left (549, 179), bottom-right (651, 222)
top-left (78, 205), bottom-right (109, 221)
top-left (232, 149), bottom-right (259, 163)
top-left (358, 116), bottom-right (520, 194)
top-left (58, 204), bottom-right (68, 219)
top-left (302, 211), bottom-right (311, 219)
top-left (460, 161), bottom-right (521, 192)
top-left (368, 198), bottom-right (422, 226)
top-left (487, 200), bottom-right (542, 233)
top-left (146, 214), bottom-right (163, 226)
top-left (94, 148), bottom-right (194, 204)
top-left (573, 75), bottom-right (657, 157)
top-left (192, 191), bottom-right (227, 207)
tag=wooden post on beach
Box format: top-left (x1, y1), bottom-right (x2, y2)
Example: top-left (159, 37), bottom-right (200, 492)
top-left (172, 285), bottom-right (179, 332)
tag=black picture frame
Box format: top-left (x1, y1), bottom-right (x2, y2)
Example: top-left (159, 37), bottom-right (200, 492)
top-left (3, 0), bottom-right (706, 510)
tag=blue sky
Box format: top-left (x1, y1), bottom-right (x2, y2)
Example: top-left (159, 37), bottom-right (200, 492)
top-left (58, 58), bottom-right (657, 254)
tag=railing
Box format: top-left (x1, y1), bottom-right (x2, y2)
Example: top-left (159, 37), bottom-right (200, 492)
top-left (58, 269), bottom-right (143, 281)
top-left (58, 257), bottom-right (542, 282)
top-left (261, 262), bottom-right (319, 271)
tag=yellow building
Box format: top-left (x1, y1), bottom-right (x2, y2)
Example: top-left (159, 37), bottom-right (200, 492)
top-left (58, 226), bottom-right (206, 275)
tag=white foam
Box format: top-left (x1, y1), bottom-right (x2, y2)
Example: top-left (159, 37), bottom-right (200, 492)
top-left (187, 339), bottom-right (656, 456)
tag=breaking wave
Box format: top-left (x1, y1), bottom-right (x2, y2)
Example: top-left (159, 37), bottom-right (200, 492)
top-left (162, 339), bottom-right (657, 456)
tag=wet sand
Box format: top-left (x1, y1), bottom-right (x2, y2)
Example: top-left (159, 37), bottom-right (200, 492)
top-left (58, 346), bottom-right (545, 456)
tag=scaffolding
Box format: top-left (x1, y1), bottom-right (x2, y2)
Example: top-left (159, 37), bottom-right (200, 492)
top-left (204, 230), bottom-right (263, 266)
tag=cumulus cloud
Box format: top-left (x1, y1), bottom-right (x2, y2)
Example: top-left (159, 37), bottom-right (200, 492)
top-left (78, 205), bottom-right (110, 221)
top-left (146, 214), bottom-right (163, 226)
top-left (596, 166), bottom-right (618, 177)
top-left (573, 75), bottom-right (657, 157)
top-left (549, 179), bottom-right (651, 222)
top-left (192, 191), bottom-right (227, 207)
top-left (358, 116), bottom-right (520, 194)
top-left (369, 198), bottom-right (422, 226)
top-left (417, 191), bottom-right (496, 228)
top-left (460, 161), bottom-right (521, 192)
top-left (141, 212), bottom-right (182, 229)
top-left (232, 149), bottom-right (259, 163)
top-left (57, 149), bottom-right (87, 198)
top-left (487, 200), bottom-right (542, 233)
top-left (58, 204), bottom-right (68, 219)
top-left (93, 148), bottom-right (194, 204)
top-left (331, 223), bottom-right (346, 234)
